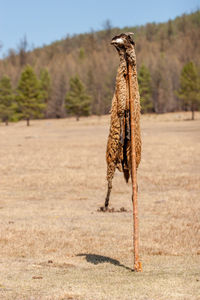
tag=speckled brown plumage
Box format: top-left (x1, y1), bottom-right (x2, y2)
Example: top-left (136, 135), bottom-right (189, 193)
top-left (103, 33), bottom-right (141, 210)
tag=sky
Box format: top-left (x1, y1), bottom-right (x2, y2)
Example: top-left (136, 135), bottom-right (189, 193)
top-left (0, 0), bottom-right (199, 57)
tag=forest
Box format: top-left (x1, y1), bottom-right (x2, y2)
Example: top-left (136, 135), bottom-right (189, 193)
top-left (0, 10), bottom-right (200, 122)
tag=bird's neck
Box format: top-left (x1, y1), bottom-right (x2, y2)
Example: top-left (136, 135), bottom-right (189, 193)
top-left (125, 47), bottom-right (136, 68)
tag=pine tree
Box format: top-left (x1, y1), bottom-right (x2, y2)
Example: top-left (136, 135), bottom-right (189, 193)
top-left (138, 64), bottom-right (153, 113)
top-left (17, 65), bottom-right (46, 126)
top-left (39, 68), bottom-right (51, 103)
top-left (79, 47), bottom-right (85, 61)
top-left (0, 75), bottom-right (15, 125)
top-left (177, 61), bottom-right (200, 120)
top-left (65, 75), bottom-right (91, 121)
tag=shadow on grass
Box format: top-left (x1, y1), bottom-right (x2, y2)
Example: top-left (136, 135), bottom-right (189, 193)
top-left (77, 253), bottom-right (133, 271)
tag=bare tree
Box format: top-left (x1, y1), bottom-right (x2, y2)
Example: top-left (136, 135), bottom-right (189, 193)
top-left (18, 35), bottom-right (28, 66)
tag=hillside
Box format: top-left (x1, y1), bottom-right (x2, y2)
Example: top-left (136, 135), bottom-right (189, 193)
top-left (0, 10), bottom-right (200, 117)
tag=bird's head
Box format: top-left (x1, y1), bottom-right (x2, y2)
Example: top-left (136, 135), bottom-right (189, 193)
top-left (111, 32), bottom-right (135, 50)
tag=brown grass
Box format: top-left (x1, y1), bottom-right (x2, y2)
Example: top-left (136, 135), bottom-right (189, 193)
top-left (0, 112), bottom-right (200, 299)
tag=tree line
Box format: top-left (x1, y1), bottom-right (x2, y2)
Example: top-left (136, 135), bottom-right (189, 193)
top-left (0, 65), bottom-right (91, 125)
top-left (0, 60), bottom-right (199, 125)
top-left (0, 10), bottom-right (200, 123)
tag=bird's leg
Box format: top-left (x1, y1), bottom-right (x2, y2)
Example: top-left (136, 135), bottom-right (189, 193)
top-left (104, 180), bottom-right (112, 210)
top-left (100, 180), bottom-right (112, 212)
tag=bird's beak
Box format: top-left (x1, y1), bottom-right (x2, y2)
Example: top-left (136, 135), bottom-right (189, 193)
top-left (111, 37), bottom-right (124, 45)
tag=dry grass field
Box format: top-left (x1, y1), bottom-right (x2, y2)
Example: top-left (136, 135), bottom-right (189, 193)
top-left (0, 112), bottom-right (200, 300)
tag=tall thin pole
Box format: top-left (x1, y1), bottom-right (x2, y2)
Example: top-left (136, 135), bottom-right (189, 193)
top-left (127, 62), bottom-right (142, 272)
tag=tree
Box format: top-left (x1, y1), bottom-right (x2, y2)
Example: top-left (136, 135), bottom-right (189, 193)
top-left (177, 61), bottom-right (200, 120)
top-left (0, 75), bottom-right (15, 125)
top-left (167, 19), bottom-right (174, 41)
top-left (65, 75), bottom-right (91, 121)
top-left (17, 65), bottom-right (45, 126)
top-left (153, 55), bottom-right (175, 113)
top-left (138, 64), bottom-right (153, 113)
top-left (39, 68), bottom-right (51, 102)
top-left (39, 68), bottom-right (51, 117)
top-left (79, 47), bottom-right (85, 61)
top-left (18, 35), bottom-right (28, 66)
top-left (145, 22), bottom-right (157, 42)
top-left (102, 19), bottom-right (112, 39)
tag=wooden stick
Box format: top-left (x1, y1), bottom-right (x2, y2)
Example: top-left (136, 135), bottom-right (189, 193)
top-left (127, 62), bottom-right (142, 272)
